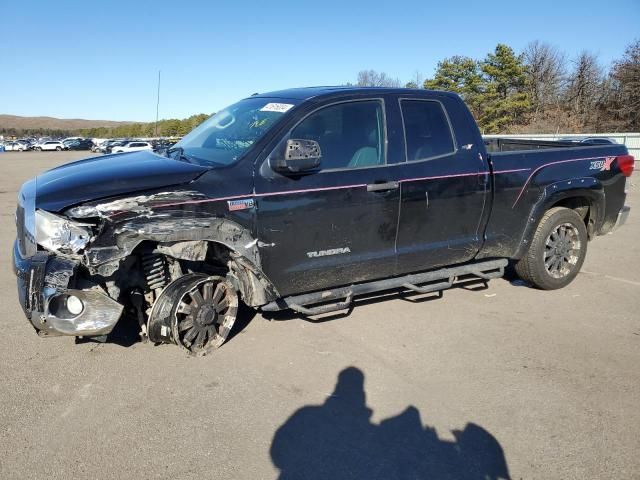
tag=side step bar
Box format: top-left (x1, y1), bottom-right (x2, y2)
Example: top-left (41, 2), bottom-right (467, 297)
top-left (261, 259), bottom-right (507, 316)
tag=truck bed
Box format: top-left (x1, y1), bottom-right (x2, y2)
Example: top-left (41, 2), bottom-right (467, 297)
top-left (484, 137), bottom-right (591, 153)
top-left (477, 140), bottom-right (629, 261)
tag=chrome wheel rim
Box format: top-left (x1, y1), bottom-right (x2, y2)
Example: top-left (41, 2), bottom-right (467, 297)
top-left (544, 223), bottom-right (581, 279)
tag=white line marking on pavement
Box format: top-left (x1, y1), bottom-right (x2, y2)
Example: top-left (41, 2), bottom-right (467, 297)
top-left (581, 270), bottom-right (640, 287)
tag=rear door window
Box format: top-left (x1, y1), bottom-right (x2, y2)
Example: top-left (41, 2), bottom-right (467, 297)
top-left (400, 100), bottom-right (455, 161)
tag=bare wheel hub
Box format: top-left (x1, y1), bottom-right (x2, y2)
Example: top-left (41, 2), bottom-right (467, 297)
top-left (147, 273), bottom-right (239, 354)
top-left (195, 303), bottom-right (218, 326)
top-left (177, 279), bottom-right (237, 352)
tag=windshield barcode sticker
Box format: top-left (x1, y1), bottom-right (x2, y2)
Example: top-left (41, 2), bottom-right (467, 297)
top-left (260, 103), bottom-right (294, 113)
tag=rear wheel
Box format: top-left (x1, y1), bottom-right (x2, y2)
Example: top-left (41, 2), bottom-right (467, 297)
top-left (515, 207), bottom-right (588, 290)
top-left (56, 146), bottom-right (62, 151)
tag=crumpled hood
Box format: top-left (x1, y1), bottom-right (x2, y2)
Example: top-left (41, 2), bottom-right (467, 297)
top-left (34, 150), bottom-right (208, 211)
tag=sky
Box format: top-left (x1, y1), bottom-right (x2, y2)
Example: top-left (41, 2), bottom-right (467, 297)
top-left (1, 0), bottom-right (638, 122)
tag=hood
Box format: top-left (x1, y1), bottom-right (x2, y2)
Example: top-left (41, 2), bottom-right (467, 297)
top-left (34, 150), bottom-right (208, 211)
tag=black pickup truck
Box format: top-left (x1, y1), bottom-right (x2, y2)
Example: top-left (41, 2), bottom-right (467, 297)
top-left (13, 87), bottom-right (634, 353)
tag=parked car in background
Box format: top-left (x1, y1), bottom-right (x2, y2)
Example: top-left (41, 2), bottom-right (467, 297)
top-left (152, 139), bottom-right (178, 153)
top-left (16, 139), bottom-right (34, 150)
top-left (558, 136), bottom-right (617, 145)
top-left (95, 140), bottom-right (113, 153)
top-left (91, 139), bottom-right (108, 152)
top-left (34, 141), bottom-right (65, 151)
top-left (4, 142), bottom-right (27, 151)
top-left (103, 140), bottom-right (129, 153)
top-left (111, 141), bottom-right (152, 153)
top-left (65, 139), bottom-right (94, 151)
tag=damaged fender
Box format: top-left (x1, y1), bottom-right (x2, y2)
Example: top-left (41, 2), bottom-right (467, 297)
top-left (66, 190), bottom-right (280, 307)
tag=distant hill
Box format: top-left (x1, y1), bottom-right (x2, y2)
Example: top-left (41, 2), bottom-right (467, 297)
top-left (0, 114), bottom-right (135, 131)
top-left (0, 112), bottom-right (210, 138)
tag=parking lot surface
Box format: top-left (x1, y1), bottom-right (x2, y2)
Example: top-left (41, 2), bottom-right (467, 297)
top-left (1, 151), bottom-right (639, 479)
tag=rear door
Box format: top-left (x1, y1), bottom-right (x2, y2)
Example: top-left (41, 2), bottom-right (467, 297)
top-left (255, 97), bottom-right (402, 296)
top-left (395, 96), bottom-right (489, 273)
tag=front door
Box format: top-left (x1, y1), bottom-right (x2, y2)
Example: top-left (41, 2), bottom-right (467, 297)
top-left (255, 99), bottom-right (401, 297)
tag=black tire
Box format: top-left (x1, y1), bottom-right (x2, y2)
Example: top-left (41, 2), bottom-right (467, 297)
top-left (514, 207), bottom-right (588, 290)
top-left (36, 147), bottom-right (42, 151)
top-left (56, 146), bottom-right (62, 151)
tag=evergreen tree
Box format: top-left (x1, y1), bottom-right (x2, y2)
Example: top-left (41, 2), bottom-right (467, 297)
top-left (479, 44), bottom-right (531, 133)
top-left (423, 56), bottom-right (485, 119)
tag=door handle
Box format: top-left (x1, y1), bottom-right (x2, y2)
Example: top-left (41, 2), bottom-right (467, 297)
top-left (366, 181), bottom-right (399, 192)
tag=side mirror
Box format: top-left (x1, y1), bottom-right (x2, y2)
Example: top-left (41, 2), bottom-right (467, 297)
top-left (270, 139), bottom-right (321, 174)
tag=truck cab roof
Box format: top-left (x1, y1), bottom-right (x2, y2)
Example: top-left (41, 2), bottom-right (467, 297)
top-left (250, 86), bottom-right (460, 102)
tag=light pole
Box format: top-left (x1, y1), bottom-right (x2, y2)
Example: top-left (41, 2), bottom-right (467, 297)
top-left (155, 70), bottom-right (161, 137)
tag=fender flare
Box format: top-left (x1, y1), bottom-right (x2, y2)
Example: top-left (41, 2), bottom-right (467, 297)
top-left (512, 177), bottom-right (604, 260)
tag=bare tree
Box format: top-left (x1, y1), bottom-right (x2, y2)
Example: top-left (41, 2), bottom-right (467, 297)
top-left (356, 70), bottom-right (401, 88)
top-left (523, 41), bottom-right (567, 122)
top-left (610, 39), bottom-right (640, 130)
top-left (565, 51), bottom-right (603, 127)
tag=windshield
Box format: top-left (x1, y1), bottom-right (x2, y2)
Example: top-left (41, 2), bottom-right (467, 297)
top-left (174, 97), bottom-right (298, 166)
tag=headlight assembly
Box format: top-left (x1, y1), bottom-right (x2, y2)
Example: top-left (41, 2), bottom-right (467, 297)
top-left (35, 210), bottom-right (93, 254)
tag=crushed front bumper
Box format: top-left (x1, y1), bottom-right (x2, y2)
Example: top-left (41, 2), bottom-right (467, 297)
top-left (12, 241), bottom-right (123, 337)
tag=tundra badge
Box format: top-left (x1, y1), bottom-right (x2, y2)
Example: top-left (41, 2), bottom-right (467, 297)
top-left (307, 247), bottom-right (351, 258)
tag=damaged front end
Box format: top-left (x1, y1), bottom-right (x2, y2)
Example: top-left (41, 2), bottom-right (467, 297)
top-left (13, 179), bottom-right (277, 351)
top-left (13, 244), bottom-right (124, 336)
top-left (14, 179), bottom-right (124, 337)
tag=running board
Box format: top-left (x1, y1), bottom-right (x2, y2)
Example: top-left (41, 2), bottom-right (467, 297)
top-left (261, 259), bottom-right (507, 316)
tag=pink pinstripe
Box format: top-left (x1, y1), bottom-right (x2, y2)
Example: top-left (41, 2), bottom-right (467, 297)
top-left (510, 155), bottom-right (607, 208)
top-left (103, 162), bottom-right (570, 218)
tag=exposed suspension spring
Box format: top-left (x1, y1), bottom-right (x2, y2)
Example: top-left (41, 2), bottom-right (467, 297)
top-left (142, 253), bottom-right (168, 291)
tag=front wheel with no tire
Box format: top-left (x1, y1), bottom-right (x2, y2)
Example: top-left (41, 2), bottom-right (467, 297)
top-left (148, 273), bottom-right (239, 354)
top-left (515, 207), bottom-right (588, 290)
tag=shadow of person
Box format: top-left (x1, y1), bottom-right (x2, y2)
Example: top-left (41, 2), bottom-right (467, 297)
top-left (270, 367), bottom-right (510, 480)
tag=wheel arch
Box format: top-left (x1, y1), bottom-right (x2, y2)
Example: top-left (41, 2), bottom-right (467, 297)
top-left (88, 216), bottom-right (280, 308)
top-left (155, 238), bottom-right (280, 308)
top-left (512, 178), bottom-right (604, 260)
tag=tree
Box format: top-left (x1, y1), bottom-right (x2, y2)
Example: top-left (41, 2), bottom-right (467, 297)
top-left (404, 71), bottom-right (424, 89)
top-left (479, 44), bottom-right (531, 133)
top-left (609, 39), bottom-right (640, 130)
top-left (423, 56), bottom-right (485, 118)
top-left (522, 41), bottom-right (566, 122)
top-left (564, 51), bottom-right (603, 128)
top-left (356, 70), bottom-right (401, 87)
